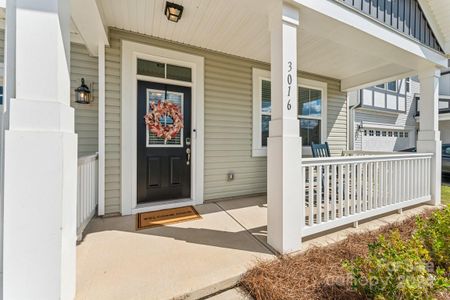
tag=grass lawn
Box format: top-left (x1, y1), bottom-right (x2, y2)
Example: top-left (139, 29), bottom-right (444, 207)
top-left (442, 184), bottom-right (450, 205)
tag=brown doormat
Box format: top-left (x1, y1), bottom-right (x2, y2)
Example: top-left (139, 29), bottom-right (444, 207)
top-left (137, 206), bottom-right (201, 229)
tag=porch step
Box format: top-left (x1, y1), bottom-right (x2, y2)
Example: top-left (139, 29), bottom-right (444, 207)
top-left (204, 287), bottom-right (252, 300)
top-left (172, 275), bottom-right (241, 300)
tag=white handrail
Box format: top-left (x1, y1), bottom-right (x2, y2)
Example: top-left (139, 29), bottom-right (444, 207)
top-left (78, 153), bottom-right (99, 165)
top-left (341, 150), bottom-right (404, 156)
top-left (302, 152), bottom-right (433, 166)
top-left (77, 153), bottom-right (98, 240)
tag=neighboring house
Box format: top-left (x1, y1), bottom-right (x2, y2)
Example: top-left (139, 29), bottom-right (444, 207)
top-left (438, 71), bottom-right (450, 143)
top-left (0, 1), bottom-right (449, 298)
top-left (352, 69), bottom-right (450, 152)
top-left (416, 68), bottom-right (450, 143)
top-left (350, 77), bottom-right (419, 152)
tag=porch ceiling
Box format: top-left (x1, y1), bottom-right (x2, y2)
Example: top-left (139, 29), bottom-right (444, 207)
top-left (89, 0), bottom-right (447, 90)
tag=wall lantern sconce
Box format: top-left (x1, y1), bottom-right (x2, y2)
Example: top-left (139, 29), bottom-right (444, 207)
top-left (165, 2), bottom-right (183, 23)
top-left (75, 78), bottom-right (92, 104)
top-left (357, 122), bottom-right (363, 132)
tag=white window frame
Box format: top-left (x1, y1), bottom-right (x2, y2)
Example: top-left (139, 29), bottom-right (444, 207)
top-left (252, 68), bottom-right (327, 157)
top-left (121, 41), bottom-right (204, 215)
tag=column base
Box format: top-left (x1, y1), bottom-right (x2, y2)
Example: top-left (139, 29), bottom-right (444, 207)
top-left (3, 130), bottom-right (77, 300)
top-left (267, 135), bottom-right (303, 254)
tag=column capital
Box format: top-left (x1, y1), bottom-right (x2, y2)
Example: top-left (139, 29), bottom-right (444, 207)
top-left (418, 67), bottom-right (441, 81)
top-left (269, 2), bottom-right (299, 30)
top-left (282, 3), bottom-right (299, 27)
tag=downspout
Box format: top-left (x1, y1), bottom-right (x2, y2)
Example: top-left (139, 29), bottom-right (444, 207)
top-left (348, 90), bottom-right (362, 150)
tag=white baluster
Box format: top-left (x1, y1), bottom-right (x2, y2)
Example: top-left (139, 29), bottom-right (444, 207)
top-left (351, 163), bottom-right (356, 215)
top-left (345, 164), bottom-right (350, 216)
top-left (338, 164), bottom-right (343, 218)
top-left (332, 164), bottom-right (337, 220)
top-left (324, 165), bottom-right (329, 222)
top-left (368, 162), bottom-right (373, 210)
top-left (309, 166), bottom-right (314, 225)
top-left (317, 165), bottom-right (322, 224)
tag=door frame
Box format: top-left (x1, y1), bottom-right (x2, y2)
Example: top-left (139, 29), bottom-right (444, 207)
top-left (121, 40), bottom-right (204, 215)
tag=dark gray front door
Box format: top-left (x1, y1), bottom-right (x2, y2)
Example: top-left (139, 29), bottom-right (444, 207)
top-left (137, 80), bottom-right (191, 203)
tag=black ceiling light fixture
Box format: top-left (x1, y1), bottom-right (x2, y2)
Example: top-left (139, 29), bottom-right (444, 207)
top-left (165, 1), bottom-right (183, 23)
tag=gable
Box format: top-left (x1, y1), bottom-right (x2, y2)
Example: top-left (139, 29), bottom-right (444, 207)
top-left (338, 0), bottom-right (443, 53)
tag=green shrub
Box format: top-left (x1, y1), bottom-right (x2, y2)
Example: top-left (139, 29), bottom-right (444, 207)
top-left (343, 230), bottom-right (448, 300)
top-left (415, 205), bottom-right (450, 273)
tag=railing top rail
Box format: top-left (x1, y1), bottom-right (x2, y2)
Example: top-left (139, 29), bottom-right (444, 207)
top-left (302, 152), bottom-right (433, 166)
top-left (78, 153), bottom-right (99, 165)
top-left (342, 150), bottom-right (404, 156)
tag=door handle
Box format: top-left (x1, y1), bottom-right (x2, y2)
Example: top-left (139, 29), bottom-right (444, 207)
top-left (186, 148), bottom-right (191, 165)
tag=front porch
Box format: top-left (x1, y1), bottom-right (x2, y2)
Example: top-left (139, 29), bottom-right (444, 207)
top-left (1, 0), bottom-right (449, 298)
top-left (76, 195), bottom-right (432, 299)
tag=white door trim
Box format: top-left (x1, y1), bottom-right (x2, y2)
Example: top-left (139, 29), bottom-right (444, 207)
top-left (121, 40), bottom-right (204, 215)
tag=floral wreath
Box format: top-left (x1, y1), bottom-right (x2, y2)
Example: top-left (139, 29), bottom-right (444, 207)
top-left (144, 100), bottom-right (184, 142)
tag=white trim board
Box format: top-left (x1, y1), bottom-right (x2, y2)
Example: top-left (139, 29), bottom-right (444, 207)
top-left (121, 40), bottom-right (204, 215)
top-left (98, 42), bottom-right (106, 216)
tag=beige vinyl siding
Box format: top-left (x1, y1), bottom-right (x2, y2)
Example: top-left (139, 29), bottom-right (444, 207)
top-left (103, 29), bottom-right (347, 213)
top-left (70, 43), bottom-right (99, 156)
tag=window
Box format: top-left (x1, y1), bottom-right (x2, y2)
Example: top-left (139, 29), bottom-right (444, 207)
top-left (146, 89), bottom-right (184, 147)
top-left (399, 132), bottom-right (404, 138)
top-left (382, 131), bottom-right (387, 136)
top-left (375, 130), bottom-right (381, 136)
top-left (0, 86), bottom-right (3, 105)
top-left (394, 132), bottom-right (398, 137)
top-left (388, 131), bottom-right (393, 137)
top-left (261, 80), bottom-right (271, 147)
top-left (364, 130), bottom-right (367, 136)
top-left (405, 132), bottom-right (409, 138)
top-left (137, 58), bottom-right (192, 82)
top-left (252, 68), bottom-right (327, 156)
top-left (369, 130), bottom-right (374, 136)
top-left (375, 81), bottom-right (397, 92)
top-left (405, 78), bottom-right (410, 93)
top-left (299, 86), bottom-right (322, 146)
top-left (387, 81), bottom-right (397, 92)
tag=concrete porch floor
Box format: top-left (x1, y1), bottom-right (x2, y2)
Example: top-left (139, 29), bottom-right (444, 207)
top-left (76, 195), bottom-right (432, 300)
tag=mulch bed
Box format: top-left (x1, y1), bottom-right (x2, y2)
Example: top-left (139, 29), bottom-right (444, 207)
top-left (240, 209), bottom-right (448, 300)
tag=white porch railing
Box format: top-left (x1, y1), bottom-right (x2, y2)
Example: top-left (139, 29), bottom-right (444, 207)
top-left (341, 150), bottom-right (404, 156)
top-left (301, 153), bottom-right (432, 237)
top-left (77, 153), bottom-right (98, 239)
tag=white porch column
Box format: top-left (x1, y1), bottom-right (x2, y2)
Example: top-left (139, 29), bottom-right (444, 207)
top-left (267, 3), bottom-right (302, 254)
top-left (3, 0), bottom-right (77, 299)
top-left (417, 68), bottom-right (441, 206)
top-left (98, 41), bottom-right (106, 216)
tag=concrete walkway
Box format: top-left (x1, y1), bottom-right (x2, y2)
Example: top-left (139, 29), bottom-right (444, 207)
top-left (76, 195), bottom-right (432, 300)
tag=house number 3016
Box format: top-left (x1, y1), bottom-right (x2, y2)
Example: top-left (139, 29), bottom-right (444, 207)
top-left (286, 61), bottom-right (293, 111)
